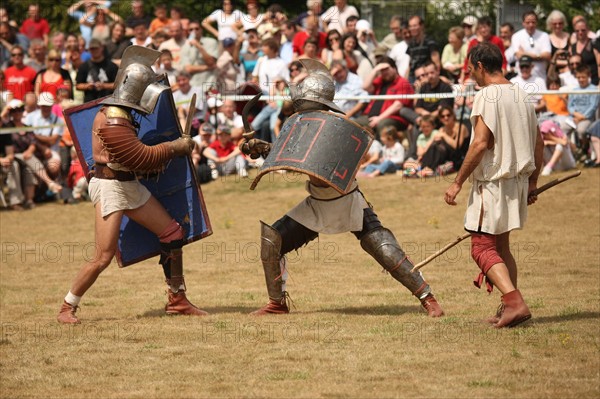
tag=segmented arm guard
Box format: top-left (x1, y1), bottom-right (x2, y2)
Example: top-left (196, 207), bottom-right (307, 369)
top-left (95, 117), bottom-right (174, 173)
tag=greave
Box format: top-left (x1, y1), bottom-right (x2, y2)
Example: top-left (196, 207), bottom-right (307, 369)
top-left (160, 239), bottom-right (185, 293)
top-left (360, 227), bottom-right (431, 299)
top-left (260, 221), bottom-right (286, 303)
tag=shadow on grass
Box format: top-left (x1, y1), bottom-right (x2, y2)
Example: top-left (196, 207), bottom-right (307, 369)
top-left (139, 305), bottom-right (261, 318)
top-left (322, 305), bottom-right (419, 316)
top-left (531, 311), bottom-right (600, 324)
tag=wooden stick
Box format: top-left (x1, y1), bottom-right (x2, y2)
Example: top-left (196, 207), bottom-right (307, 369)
top-left (410, 170), bottom-right (582, 273)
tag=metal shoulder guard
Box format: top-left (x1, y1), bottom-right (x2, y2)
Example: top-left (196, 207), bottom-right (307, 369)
top-left (95, 106), bottom-right (174, 173)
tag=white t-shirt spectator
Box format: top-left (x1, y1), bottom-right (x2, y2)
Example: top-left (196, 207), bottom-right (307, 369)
top-left (322, 4), bottom-right (359, 35)
top-left (173, 86), bottom-right (205, 121)
top-left (508, 29), bottom-right (552, 80)
top-left (207, 9), bottom-right (244, 42)
top-left (252, 56), bottom-right (290, 95)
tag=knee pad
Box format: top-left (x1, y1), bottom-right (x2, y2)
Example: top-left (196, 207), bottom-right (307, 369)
top-left (353, 207), bottom-right (383, 240)
top-left (471, 233), bottom-right (503, 274)
top-left (158, 219), bottom-right (184, 243)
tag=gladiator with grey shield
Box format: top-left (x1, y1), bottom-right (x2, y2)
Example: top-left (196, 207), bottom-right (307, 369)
top-left (240, 59), bottom-right (444, 316)
top-left (57, 46), bottom-right (207, 324)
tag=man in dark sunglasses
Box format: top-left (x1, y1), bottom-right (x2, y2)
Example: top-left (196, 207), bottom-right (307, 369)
top-left (4, 45), bottom-right (37, 100)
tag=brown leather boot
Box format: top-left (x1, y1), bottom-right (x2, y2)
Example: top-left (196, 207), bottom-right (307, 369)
top-left (493, 290), bottom-right (531, 328)
top-left (57, 301), bottom-right (80, 324)
top-left (251, 297), bottom-right (289, 315)
top-left (166, 291), bottom-right (208, 316)
top-left (484, 303), bottom-right (503, 324)
top-left (420, 294), bottom-right (444, 317)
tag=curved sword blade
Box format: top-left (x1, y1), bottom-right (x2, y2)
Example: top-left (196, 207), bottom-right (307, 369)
top-left (242, 93), bottom-right (262, 133)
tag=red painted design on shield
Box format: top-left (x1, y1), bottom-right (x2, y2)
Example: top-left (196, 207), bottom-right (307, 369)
top-left (334, 169), bottom-right (348, 179)
top-left (351, 135), bottom-right (363, 152)
top-left (276, 117), bottom-right (326, 163)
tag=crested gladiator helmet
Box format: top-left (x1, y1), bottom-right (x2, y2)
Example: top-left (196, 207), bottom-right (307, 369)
top-left (101, 46), bottom-right (169, 114)
top-left (289, 59), bottom-right (345, 114)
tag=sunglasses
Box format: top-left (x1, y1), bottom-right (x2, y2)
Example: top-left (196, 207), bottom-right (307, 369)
top-left (329, 37), bottom-right (340, 42)
top-left (529, 36), bottom-right (535, 48)
top-left (11, 52), bottom-right (24, 56)
top-left (49, 58), bottom-right (60, 62)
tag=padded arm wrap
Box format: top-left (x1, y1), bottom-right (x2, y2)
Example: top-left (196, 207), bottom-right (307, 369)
top-left (95, 118), bottom-right (174, 172)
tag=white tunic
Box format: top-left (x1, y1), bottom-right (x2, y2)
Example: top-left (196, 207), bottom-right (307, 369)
top-left (287, 180), bottom-right (369, 234)
top-left (464, 84), bottom-right (538, 235)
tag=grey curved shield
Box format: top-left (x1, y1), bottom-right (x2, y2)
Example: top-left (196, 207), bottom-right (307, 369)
top-left (250, 111), bottom-right (373, 194)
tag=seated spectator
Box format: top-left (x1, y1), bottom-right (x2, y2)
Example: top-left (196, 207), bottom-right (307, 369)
top-left (251, 75), bottom-right (287, 143)
top-left (239, 28), bottom-right (263, 80)
top-left (510, 55), bottom-right (546, 113)
top-left (154, 49), bottom-right (178, 88)
top-left (415, 60), bottom-right (454, 122)
top-left (172, 71), bottom-right (205, 135)
top-left (203, 124), bottom-right (247, 178)
top-left (33, 50), bottom-right (73, 99)
top-left (463, 16), bottom-right (507, 82)
top-left (340, 32), bottom-right (372, 82)
top-left (292, 15), bottom-right (327, 59)
top-left (564, 64), bottom-right (600, 159)
top-left (125, 0), bottom-right (152, 37)
top-left (4, 45), bottom-right (37, 100)
top-left (26, 39), bottom-right (47, 72)
top-left (357, 57), bottom-right (414, 139)
top-left (560, 54), bottom-right (582, 88)
top-left (9, 100), bottom-right (62, 203)
top-left (322, 0), bottom-right (358, 35)
top-left (358, 137), bottom-right (383, 173)
top-left (1, 22), bottom-right (30, 69)
top-left (105, 21), bottom-right (130, 65)
top-left (539, 119), bottom-right (576, 176)
top-left (417, 105), bottom-right (469, 176)
top-left (130, 21), bottom-right (152, 47)
top-left (212, 99), bottom-right (245, 141)
top-left (25, 92), bottom-right (63, 178)
top-left (584, 120), bottom-right (600, 168)
top-left (321, 29), bottom-right (343, 68)
top-left (273, 101), bottom-right (294, 140)
top-left (75, 39), bottom-right (118, 103)
top-left (441, 26), bottom-right (467, 83)
top-left (67, 146), bottom-right (88, 201)
top-left (403, 115), bottom-right (438, 177)
top-left (356, 19), bottom-right (378, 62)
top-left (360, 126), bottom-right (405, 177)
top-left (158, 20), bottom-right (188, 70)
top-left (192, 123), bottom-right (216, 183)
top-left (541, 75), bottom-right (569, 125)
top-left (299, 38), bottom-right (320, 61)
top-left (331, 59), bottom-right (368, 119)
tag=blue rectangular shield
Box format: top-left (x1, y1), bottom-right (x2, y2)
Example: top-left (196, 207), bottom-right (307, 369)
top-left (63, 92), bottom-right (212, 267)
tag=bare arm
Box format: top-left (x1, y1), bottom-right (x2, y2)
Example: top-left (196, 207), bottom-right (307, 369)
top-left (201, 17), bottom-right (219, 40)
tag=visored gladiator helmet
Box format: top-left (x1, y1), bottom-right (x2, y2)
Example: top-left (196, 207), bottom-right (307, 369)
top-left (101, 46), bottom-right (169, 114)
top-left (289, 59), bottom-right (345, 114)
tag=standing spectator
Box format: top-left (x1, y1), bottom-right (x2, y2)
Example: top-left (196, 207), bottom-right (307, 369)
top-left (239, 28), bottom-right (263, 79)
top-left (125, 0), bottom-right (152, 37)
top-left (105, 21), bottom-right (130, 65)
top-left (180, 21), bottom-right (218, 94)
top-left (252, 38), bottom-right (289, 95)
top-left (388, 19), bottom-right (411, 79)
top-left (216, 37), bottom-right (243, 94)
top-left (344, 15), bottom-right (359, 36)
top-left (331, 59), bottom-right (368, 119)
top-left (202, 0), bottom-right (244, 44)
top-left (75, 39), bottom-right (118, 103)
top-left (279, 21), bottom-right (298, 65)
top-left (294, 0), bottom-right (323, 31)
top-left (19, 4), bottom-right (49, 47)
top-left (91, 5), bottom-right (123, 44)
top-left (64, 47), bottom-right (85, 104)
top-left (172, 71), bottom-right (205, 135)
top-left (379, 15), bottom-right (404, 52)
top-left (33, 49), bottom-right (73, 99)
top-left (154, 50), bottom-right (178, 87)
top-left (292, 15), bottom-right (327, 59)
top-left (569, 17), bottom-right (600, 85)
top-left (415, 61), bottom-right (454, 122)
top-left (148, 3), bottom-right (171, 36)
top-left (356, 19), bottom-right (378, 62)
top-left (441, 27), bottom-right (467, 83)
top-left (339, 33), bottom-right (371, 81)
top-left (500, 23), bottom-right (515, 52)
top-left (462, 17), bottom-right (507, 82)
top-left (67, 0), bottom-right (112, 49)
top-left (461, 16), bottom-right (477, 43)
top-left (203, 124), bottom-right (247, 178)
top-left (26, 39), bottom-right (47, 72)
top-left (406, 15), bottom-right (440, 82)
top-left (4, 45), bottom-right (37, 100)
top-left (547, 10), bottom-right (570, 59)
top-left (322, 0), bottom-right (358, 35)
top-left (191, 123), bottom-right (216, 183)
top-left (359, 57), bottom-right (414, 137)
top-left (25, 92), bottom-right (63, 178)
top-left (510, 56), bottom-right (547, 114)
top-left (507, 10), bottom-right (552, 81)
top-left (240, 0), bottom-right (264, 31)
top-left (1, 22), bottom-right (30, 69)
top-left (444, 42), bottom-right (543, 328)
top-left (158, 20), bottom-right (188, 70)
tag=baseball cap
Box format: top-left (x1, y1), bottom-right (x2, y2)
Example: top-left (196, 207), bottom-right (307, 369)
top-left (222, 38), bottom-right (236, 47)
top-left (37, 92), bottom-right (55, 106)
top-left (7, 99), bottom-right (25, 110)
top-left (356, 19), bottom-right (371, 33)
top-left (462, 15), bottom-right (477, 26)
top-left (519, 55), bottom-right (533, 67)
top-left (200, 123), bottom-right (215, 134)
top-left (373, 46), bottom-right (388, 57)
top-left (217, 124), bottom-right (231, 134)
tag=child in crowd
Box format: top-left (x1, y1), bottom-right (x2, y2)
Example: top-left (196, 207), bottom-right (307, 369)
top-left (149, 3), bottom-right (171, 35)
top-left (361, 126), bottom-right (405, 177)
top-left (403, 115), bottom-right (438, 177)
top-left (67, 146), bottom-right (88, 200)
top-left (539, 119), bottom-right (576, 176)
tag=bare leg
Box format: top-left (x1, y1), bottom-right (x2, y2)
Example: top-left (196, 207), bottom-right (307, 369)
top-left (69, 206), bottom-right (123, 296)
top-left (485, 263), bottom-right (516, 295)
top-left (590, 136), bottom-right (600, 165)
top-left (496, 232), bottom-right (517, 288)
top-left (124, 195), bottom-right (173, 235)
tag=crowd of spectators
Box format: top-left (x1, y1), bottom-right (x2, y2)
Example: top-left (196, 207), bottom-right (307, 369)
top-left (1, 1), bottom-right (600, 211)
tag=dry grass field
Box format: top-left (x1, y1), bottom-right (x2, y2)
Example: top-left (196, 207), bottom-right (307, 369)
top-left (1, 168), bottom-right (599, 398)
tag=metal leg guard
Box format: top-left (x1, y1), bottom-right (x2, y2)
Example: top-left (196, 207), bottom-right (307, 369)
top-left (260, 221), bottom-right (286, 303)
top-left (360, 227), bottom-right (431, 299)
top-left (159, 239), bottom-right (185, 293)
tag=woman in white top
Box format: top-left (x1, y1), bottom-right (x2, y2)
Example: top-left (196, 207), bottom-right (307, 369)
top-left (202, 0), bottom-right (244, 43)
